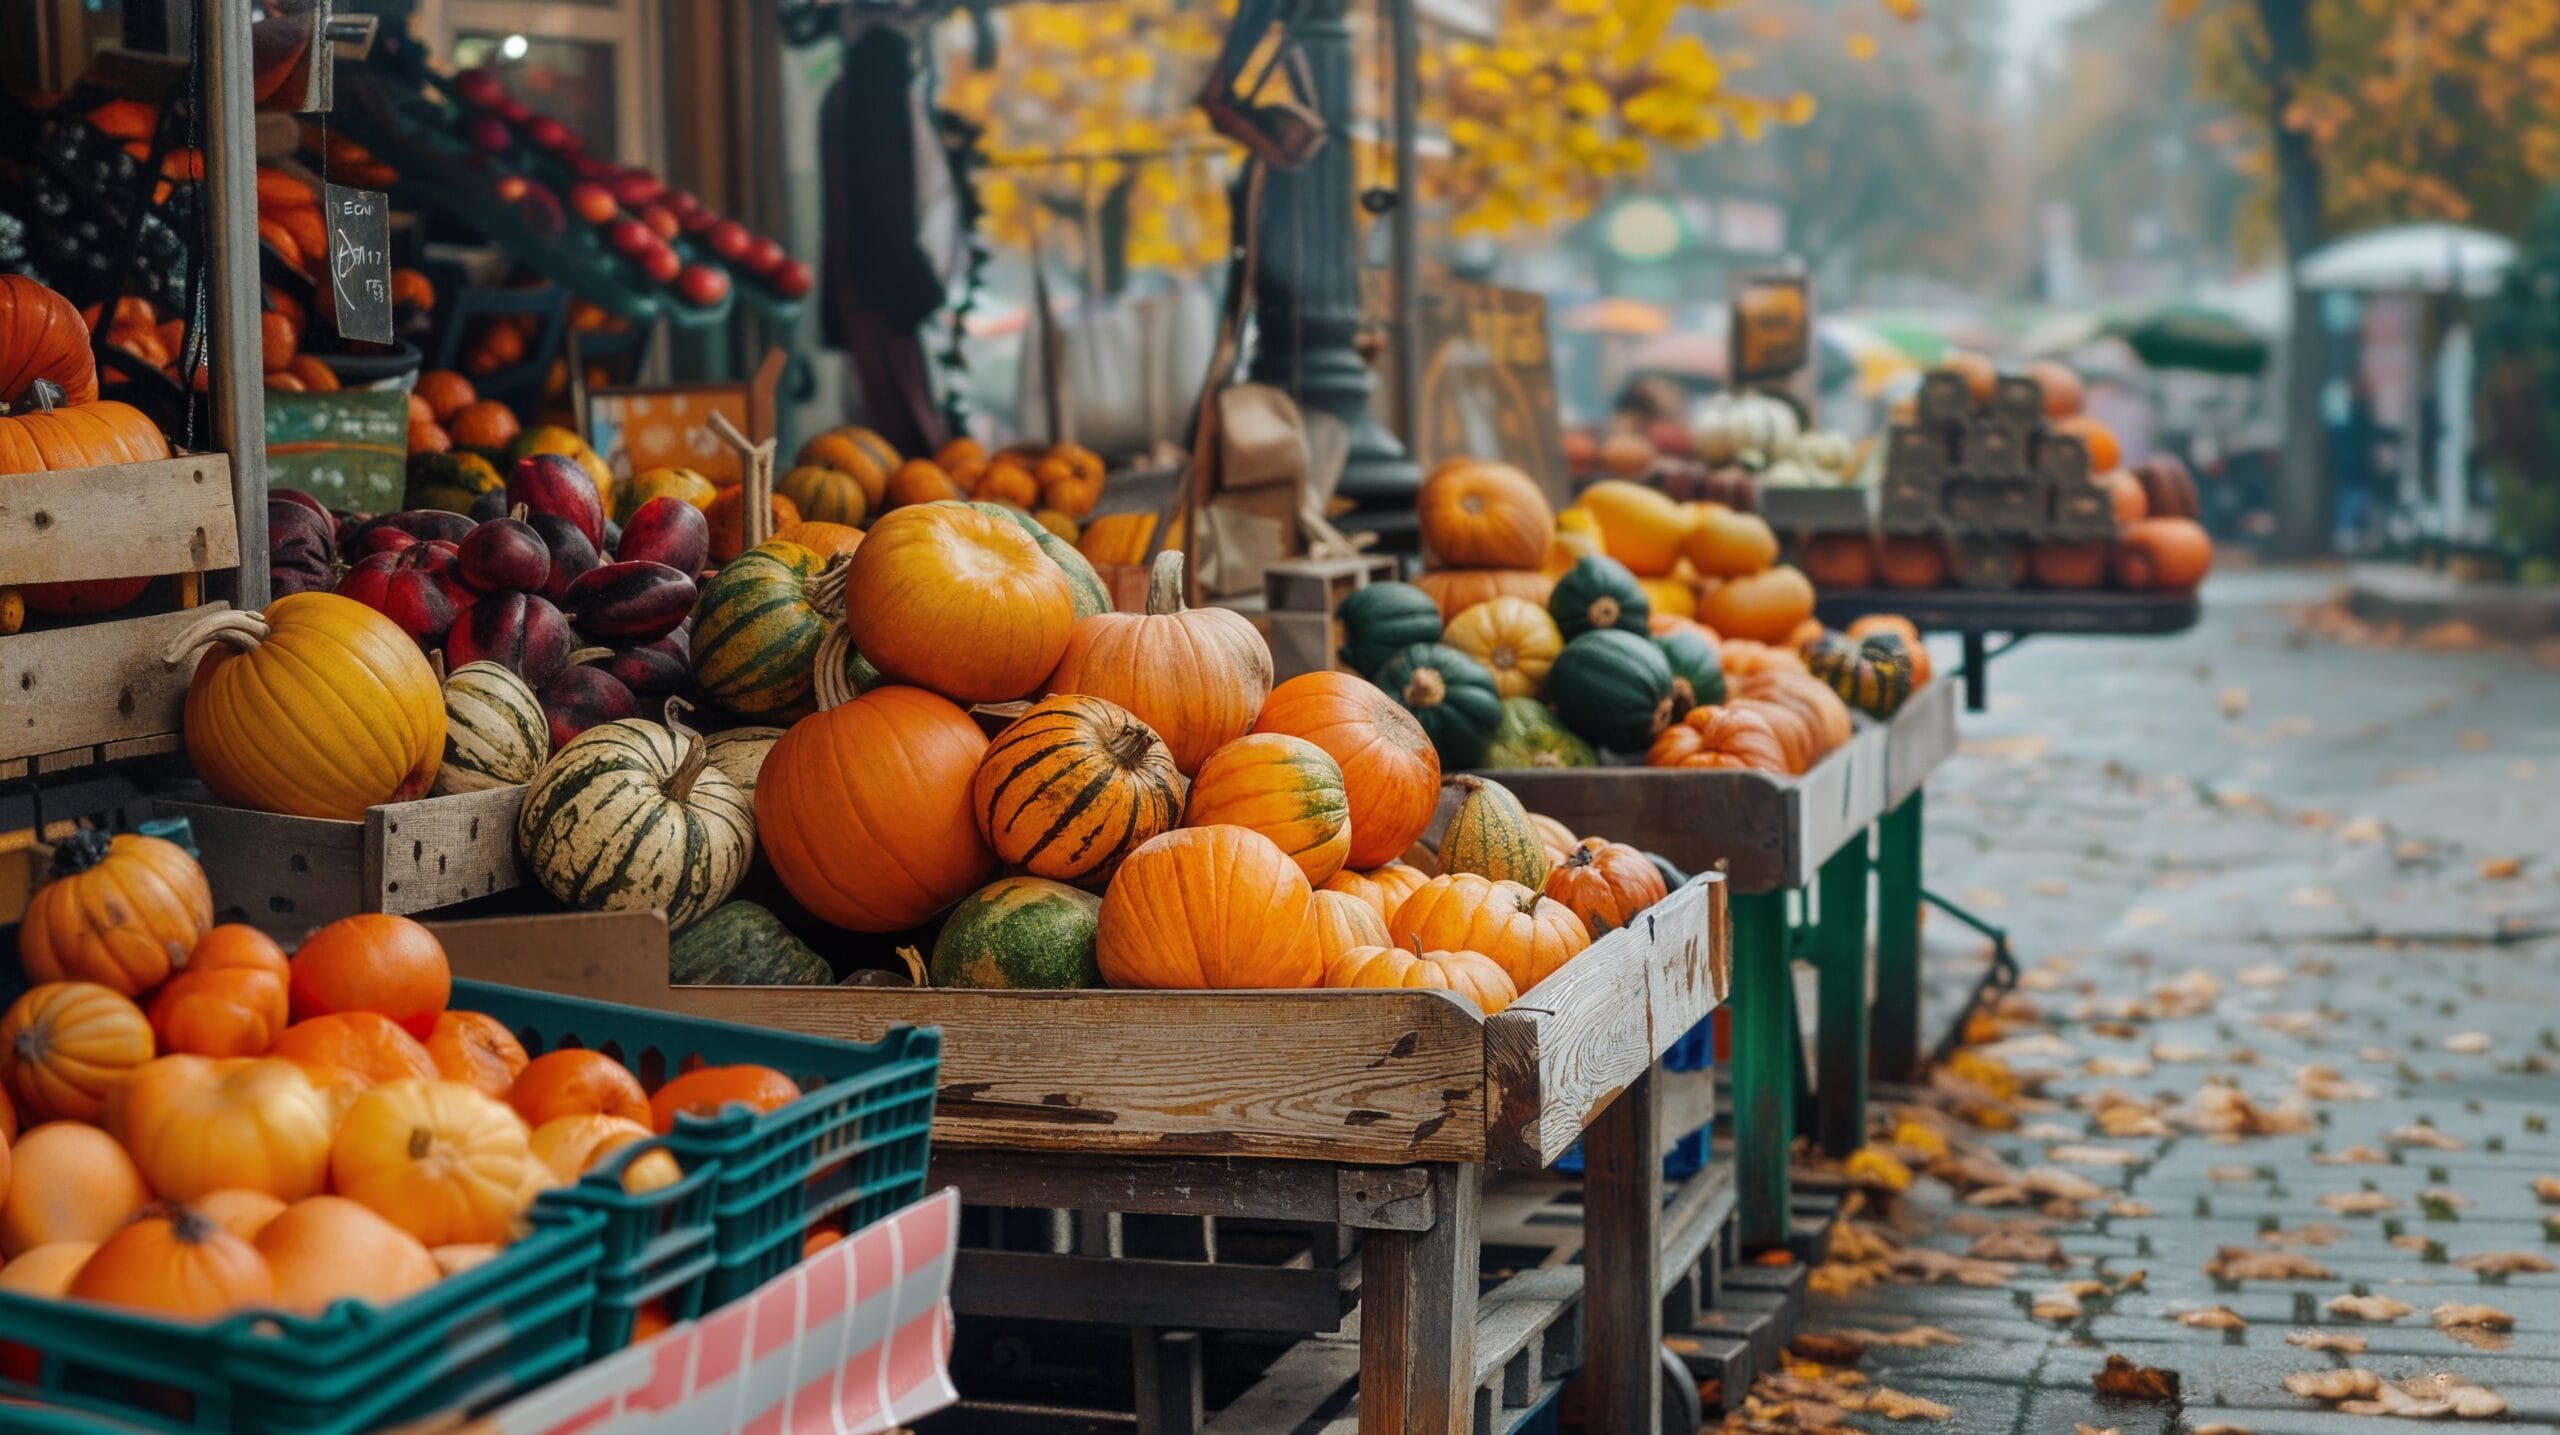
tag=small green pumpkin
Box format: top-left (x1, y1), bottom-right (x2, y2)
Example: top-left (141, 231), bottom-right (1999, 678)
top-left (930, 876), bottom-right (1104, 989)
top-left (1372, 642), bottom-right (1505, 770)
top-left (1335, 582), bottom-right (1445, 676)
top-left (1437, 774), bottom-right (1550, 887)
top-left (1805, 631), bottom-right (1916, 718)
top-left (404, 452), bottom-right (505, 515)
top-left (1482, 696), bottom-right (1597, 770)
top-left (671, 901), bottom-right (834, 985)
top-left (1655, 630), bottom-right (1726, 713)
top-left (966, 501), bottom-right (1109, 618)
top-left (689, 542), bottom-right (842, 721)
top-left (1548, 555), bottom-right (1651, 641)
top-left (1546, 629), bottom-right (1675, 754)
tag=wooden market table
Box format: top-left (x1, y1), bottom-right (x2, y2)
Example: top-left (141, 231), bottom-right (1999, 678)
top-left (438, 874), bottom-right (1725, 1435)
top-left (1814, 588), bottom-right (2202, 712)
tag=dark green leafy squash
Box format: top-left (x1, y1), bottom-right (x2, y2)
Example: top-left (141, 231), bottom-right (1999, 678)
top-left (1335, 581), bottom-right (1446, 676)
top-left (1371, 641), bottom-right (1504, 769)
top-left (1655, 630), bottom-right (1726, 713)
top-left (1546, 628), bottom-right (1675, 753)
top-left (1548, 555), bottom-right (1651, 640)
top-left (671, 901), bottom-right (834, 985)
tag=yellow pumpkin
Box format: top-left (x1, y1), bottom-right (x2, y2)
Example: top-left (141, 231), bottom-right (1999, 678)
top-left (108, 1055), bottom-right (337, 1202)
top-left (842, 504), bottom-right (1073, 704)
top-left (619, 466), bottom-right (719, 518)
top-left (1682, 504), bottom-right (1779, 578)
top-left (778, 464), bottom-right (872, 527)
top-left (1570, 480), bottom-right (1689, 577)
top-left (1638, 576), bottom-right (1698, 621)
top-left (329, 1079), bottom-right (536, 1246)
top-left (1441, 596), bottom-right (1563, 699)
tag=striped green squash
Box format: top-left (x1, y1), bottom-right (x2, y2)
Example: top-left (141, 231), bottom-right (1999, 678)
top-left (432, 661), bottom-right (549, 793)
top-left (404, 452), bottom-right (504, 515)
top-left (671, 901), bottom-right (833, 984)
top-left (516, 708), bottom-right (755, 932)
top-left (930, 876), bottom-right (1103, 989)
top-left (1655, 630), bottom-right (1726, 712)
top-left (690, 540), bottom-right (839, 721)
top-left (1436, 773), bottom-right (1550, 887)
top-left (1483, 696), bottom-right (1597, 770)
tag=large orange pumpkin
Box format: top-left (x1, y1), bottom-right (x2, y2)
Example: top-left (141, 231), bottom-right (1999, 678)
top-left (648, 1064), bottom-right (801, 1133)
top-left (69, 1205), bottom-right (274, 1318)
top-left (167, 594), bottom-right (445, 820)
top-left (0, 274), bottom-right (100, 404)
top-left (1681, 505), bottom-right (1780, 578)
top-left (424, 1011), bottom-right (530, 1099)
top-left (17, 830), bottom-right (213, 998)
top-left (287, 913), bottom-right (452, 1038)
top-left (1697, 565), bottom-right (1816, 646)
top-left (1253, 672), bottom-right (1440, 869)
top-left (1541, 838), bottom-right (1669, 937)
top-left (108, 1055), bottom-right (337, 1201)
top-left (330, 1079), bottom-right (536, 1246)
top-left (758, 683), bottom-right (993, 931)
top-left (2053, 415), bottom-right (2120, 472)
top-left (510, 1049), bottom-right (651, 1128)
top-left (1391, 874), bottom-right (1590, 992)
top-left (1320, 863), bottom-right (1433, 925)
top-left (843, 503), bottom-right (1073, 703)
top-left (256, 1195), bottom-right (442, 1314)
top-left (1043, 551), bottom-right (1273, 775)
top-left (148, 925), bottom-right (290, 1057)
top-left (1297, 890), bottom-right (1392, 971)
top-left (1096, 826), bottom-right (1319, 989)
top-left (1181, 734), bottom-right (1352, 887)
top-left (1323, 940), bottom-right (1519, 1015)
top-left (2113, 517), bottom-right (2214, 592)
top-left (0, 982), bottom-right (154, 1124)
top-left (1418, 460), bottom-right (1553, 569)
top-left (971, 695), bottom-right (1185, 886)
top-left (0, 1124), bottom-right (150, 1255)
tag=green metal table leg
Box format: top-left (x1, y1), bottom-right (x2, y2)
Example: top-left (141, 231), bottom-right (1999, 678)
top-left (1871, 792), bottom-right (1924, 1083)
top-left (1814, 834), bottom-right (1871, 1158)
top-left (1730, 889), bottom-right (1793, 1252)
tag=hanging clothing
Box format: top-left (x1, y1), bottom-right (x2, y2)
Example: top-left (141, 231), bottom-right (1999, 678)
top-left (818, 25), bottom-right (945, 456)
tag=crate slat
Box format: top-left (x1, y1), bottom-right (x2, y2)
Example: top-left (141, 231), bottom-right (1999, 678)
top-left (2, 603), bottom-right (227, 765)
top-left (0, 454), bottom-right (241, 584)
top-left (157, 784), bottom-right (527, 935)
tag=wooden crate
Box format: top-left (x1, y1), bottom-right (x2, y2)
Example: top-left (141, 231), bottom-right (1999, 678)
top-left (1882, 675), bottom-right (1959, 810)
top-left (156, 784), bottom-right (528, 938)
top-left (2, 453), bottom-right (243, 780)
top-left (1940, 476), bottom-right (2045, 533)
top-left (1955, 417), bottom-right (2029, 478)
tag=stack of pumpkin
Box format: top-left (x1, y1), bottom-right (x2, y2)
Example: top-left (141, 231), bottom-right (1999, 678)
top-left (763, 429), bottom-right (1108, 548)
top-left (0, 833), bottom-right (804, 1327)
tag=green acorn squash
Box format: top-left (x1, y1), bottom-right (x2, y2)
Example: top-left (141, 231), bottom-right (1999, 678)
top-left (404, 452), bottom-right (505, 515)
top-left (1482, 696), bottom-right (1597, 770)
top-left (1548, 554), bottom-right (1652, 640)
top-left (1547, 628), bottom-right (1675, 753)
top-left (1371, 642), bottom-right (1504, 769)
top-left (671, 901), bottom-right (834, 984)
top-left (1335, 582), bottom-right (1445, 676)
top-left (1437, 774), bottom-right (1550, 887)
top-left (1655, 630), bottom-right (1726, 713)
top-left (930, 876), bottom-right (1104, 989)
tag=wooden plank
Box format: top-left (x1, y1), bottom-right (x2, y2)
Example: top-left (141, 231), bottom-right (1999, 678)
top-left (1359, 1162), bottom-right (1479, 1435)
top-left (1483, 877), bottom-right (1725, 1169)
top-left (951, 1249), bottom-right (1356, 1331)
top-left (1657, 1161), bottom-right (1738, 1297)
top-left (434, 912), bottom-right (1489, 1164)
top-left (1, 604), bottom-right (228, 765)
top-left (1785, 721), bottom-right (1887, 890)
top-left (1882, 676), bottom-right (1958, 808)
top-left (1581, 1066), bottom-right (1662, 1435)
top-left (1656, 1063), bottom-right (1716, 1154)
top-left (1488, 768), bottom-right (1793, 893)
top-left (0, 455), bottom-right (241, 585)
top-left (928, 1149), bottom-right (1436, 1231)
top-left (157, 798), bottom-right (365, 940)
top-left (1814, 586), bottom-right (2202, 637)
top-left (1202, 1338), bottom-right (1362, 1433)
top-left (1471, 1266), bottom-right (1584, 1389)
top-left (363, 784), bottom-right (527, 914)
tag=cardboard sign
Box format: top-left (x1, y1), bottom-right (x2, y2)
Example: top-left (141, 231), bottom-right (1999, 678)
top-left (1368, 276), bottom-right (1570, 505)
top-left (1729, 271), bottom-right (1810, 385)
top-left (324, 183), bottom-right (394, 344)
top-left (264, 387), bottom-right (407, 511)
top-left (590, 387), bottom-right (753, 484)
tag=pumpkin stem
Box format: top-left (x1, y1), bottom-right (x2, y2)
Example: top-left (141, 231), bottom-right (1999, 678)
top-left (1402, 665), bottom-right (1447, 710)
top-left (161, 609), bottom-right (270, 668)
top-left (1588, 596), bottom-right (1620, 629)
top-left (812, 622), bottom-right (865, 712)
top-left (431, 648), bottom-right (449, 684)
top-left (1143, 549), bottom-right (1189, 616)
top-left (808, 552), bottom-right (854, 619)
top-left (1105, 717), bottom-right (1162, 768)
top-left (157, 1202), bottom-right (223, 1245)
top-left (663, 697), bottom-right (710, 804)
top-left (8, 378), bottom-right (64, 418)
top-left (45, 826), bottom-right (112, 878)
top-left (893, 945), bottom-right (929, 985)
top-left (1404, 933), bottom-right (1424, 958)
top-left (407, 1126), bottom-right (435, 1160)
top-left (509, 503), bottom-right (530, 523)
top-left (564, 646), bottom-right (612, 667)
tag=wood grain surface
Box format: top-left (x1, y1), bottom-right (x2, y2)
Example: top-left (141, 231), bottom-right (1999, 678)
top-left (3, 604), bottom-right (227, 764)
top-left (0, 455), bottom-right (239, 584)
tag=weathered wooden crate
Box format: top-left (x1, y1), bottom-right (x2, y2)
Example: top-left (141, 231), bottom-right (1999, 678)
top-left (1883, 424), bottom-right (1949, 483)
top-left (1756, 485), bottom-right (1870, 535)
top-left (1882, 675), bottom-right (1960, 811)
top-left (1914, 374), bottom-right (1970, 428)
top-left (1955, 417), bottom-right (2029, 478)
top-left (1946, 532), bottom-right (2026, 590)
top-left (1, 453), bottom-right (243, 780)
top-left (1940, 476), bottom-right (2045, 533)
top-left (156, 784), bottom-right (527, 938)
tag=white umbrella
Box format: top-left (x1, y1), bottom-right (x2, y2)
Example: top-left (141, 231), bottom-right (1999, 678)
top-left (2297, 223), bottom-right (2515, 297)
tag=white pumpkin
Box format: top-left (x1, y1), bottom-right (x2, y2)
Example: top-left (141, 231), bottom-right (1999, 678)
top-left (433, 661), bottom-right (549, 793)
top-left (1693, 393), bottom-right (1803, 465)
top-left (516, 701), bottom-right (754, 931)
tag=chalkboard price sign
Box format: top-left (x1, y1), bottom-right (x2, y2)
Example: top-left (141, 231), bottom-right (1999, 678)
top-left (324, 183), bottom-right (394, 344)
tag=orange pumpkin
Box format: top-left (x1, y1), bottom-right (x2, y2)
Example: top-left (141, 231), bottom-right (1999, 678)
top-left (1940, 351), bottom-right (1998, 407)
top-left (108, 1055), bottom-right (337, 1201)
top-left (193, 1189), bottom-right (287, 1242)
top-left (1799, 533), bottom-right (1877, 590)
top-left (797, 428), bottom-right (898, 502)
top-left (330, 1079), bottom-right (536, 1246)
top-left (424, 1011), bottom-right (530, 1099)
top-left (1541, 838), bottom-right (1669, 937)
top-left (971, 695), bottom-right (1185, 886)
top-left (758, 684), bottom-right (993, 932)
top-left (973, 457), bottom-right (1040, 508)
top-left (1418, 460), bottom-right (1553, 570)
top-left (70, 1204), bottom-right (274, 1318)
top-left (882, 458), bottom-right (960, 508)
top-left (0, 1240), bottom-right (97, 1296)
top-left (1096, 827), bottom-right (1318, 990)
top-left (2029, 540), bottom-right (2111, 590)
top-left (527, 1114), bottom-right (662, 1185)
top-left (1845, 615), bottom-right (1931, 686)
top-left (510, 1049), bottom-right (651, 1128)
top-left (148, 924), bottom-right (290, 1059)
top-left (412, 370), bottom-right (476, 420)
top-left (771, 520), bottom-right (864, 562)
top-left (1390, 874), bottom-right (1590, 992)
top-left (1297, 889), bottom-right (1393, 971)
top-left (288, 913), bottom-right (452, 1038)
top-left (1697, 565), bottom-right (1816, 646)
top-left (1875, 537), bottom-right (1949, 591)
top-left (648, 1065), bottom-right (801, 1133)
top-left (1320, 863), bottom-right (1433, 925)
top-left (17, 830), bottom-right (213, 997)
top-left (444, 400), bottom-right (520, 453)
top-left (1323, 939), bottom-right (1519, 1015)
top-left (2053, 414), bottom-right (2120, 472)
top-left (0, 274), bottom-right (101, 403)
top-left (1411, 567), bottom-right (1556, 623)
top-left (1034, 447), bottom-right (1105, 518)
top-left (256, 1195), bottom-right (442, 1314)
top-left (1734, 668), bottom-right (1853, 757)
top-left (2024, 360), bottom-right (2085, 418)
top-left (844, 503), bottom-right (1073, 703)
top-left (1253, 672), bottom-right (1441, 869)
top-left (1043, 551), bottom-right (1272, 775)
top-left (2097, 469), bottom-right (2148, 524)
top-left (1682, 505), bottom-right (1780, 578)
top-left (2113, 517), bottom-right (2214, 592)
top-left (707, 487), bottom-right (802, 565)
top-left (268, 1011), bottom-right (439, 1091)
top-left (1527, 813), bottom-right (1579, 868)
top-left (0, 982), bottom-right (154, 1124)
top-left (0, 1124), bottom-right (149, 1255)
top-left (1181, 734), bottom-right (1352, 887)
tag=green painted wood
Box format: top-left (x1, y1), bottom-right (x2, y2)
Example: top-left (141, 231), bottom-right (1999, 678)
top-left (1814, 833), bottom-right (1872, 1158)
top-left (1730, 890), bottom-right (1793, 1251)
top-left (1871, 792), bottom-right (1925, 1082)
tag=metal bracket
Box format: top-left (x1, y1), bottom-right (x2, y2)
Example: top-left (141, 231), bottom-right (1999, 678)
top-left (1921, 886), bottom-right (2020, 1068)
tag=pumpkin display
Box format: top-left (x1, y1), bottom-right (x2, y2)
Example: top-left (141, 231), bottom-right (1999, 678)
top-left (1548, 555), bottom-right (1651, 641)
top-left (969, 501), bottom-right (1111, 620)
top-left (1542, 838), bottom-right (1669, 937)
top-left (257, 1195), bottom-right (442, 1315)
top-left (972, 695), bottom-right (1185, 886)
top-left (1655, 628), bottom-right (1726, 714)
top-left (1076, 511), bottom-right (1159, 567)
top-left (1569, 480), bottom-right (1688, 576)
top-left (1320, 863), bottom-right (1433, 925)
top-left (425, 1011), bottom-right (531, 1099)
top-left (17, 829), bottom-right (212, 998)
top-left (0, 1123), bottom-right (151, 1255)
top-left (1390, 874), bottom-right (1590, 992)
top-left (433, 660), bottom-right (550, 793)
top-left (510, 1049), bottom-right (651, 1128)
top-left (167, 595), bottom-right (445, 820)
top-left (1846, 614), bottom-right (1930, 685)
top-left (1545, 629), bottom-right (1676, 753)
top-left (1370, 642), bottom-right (1504, 770)
top-left (1096, 826), bottom-right (1319, 989)
top-left (2113, 517), bottom-right (2214, 591)
top-left (1417, 459), bottom-right (1553, 569)
top-left (1799, 533), bottom-right (1877, 590)
top-left (1442, 596), bottom-right (1562, 700)
top-left (1647, 703), bottom-right (1789, 772)
top-left (797, 428), bottom-right (898, 508)
top-left (770, 520), bottom-right (864, 563)
top-left (0, 275), bottom-right (99, 404)
top-left (1482, 696), bottom-right (1597, 770)
top-left (670, 902), bottom-right (834, 986)
top-left (1682, 506), bottom-right (1780, 578)
top-left (1043, 550), bottom-right (1274, 774)
top-left (758, 683), bottom-right (992, 931)
top-left (517, 701), bottom-right (754, 932)
top-left (1698, 564), bottom-right (1816, 646)
top-left (1804, 631), bottom-right (1917, 718)
top-left (268, 1012), bottom-right (440, 1094)
top-left (778, 464), bottom-right (872, 527)
top-left (1254, 672), bottom-right (1440, 869)
top-left (2097, 469), bottom-right (2148, 524)
top-left (691, 543), bottom-right (845, 720)
top-left (148, 925), bottom-right (290, 1058)
top-left (1437, 775), bottom-right (1550, 888)
top-left (930, 877), bottom-right (1104, 989)
top-left (1182, 733), bottom-right (1352, 886)
top-left (648, 1065), bottom-right (802, 1133)
top-left (1323, 940), bottom-right (1519, 1015)
top-left (330, 1079), bottom-right (536, 1246)
top-left (107, 1055), bottom-right (337, 1201)
top-left (1335, 581), bottom-right (1445, 677)
top-left (1411, 567), bottom-right (1555, 623)
top-left (0, 982), bottom-right (155, 1124)
top-left (844, 504), bottom-right (1072, 703)
top-left (68, 1204), bottom-right (275, 1318)
top-left (1297, 889), bottom-right (1392, 970)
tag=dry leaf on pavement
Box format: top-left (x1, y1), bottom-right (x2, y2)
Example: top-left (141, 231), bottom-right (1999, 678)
top-left (2286, 1330), bottom-right (2367, 1353)
top-left (2284, 1368), bottom-right (2382, 1402)
top-left (2388, 1124), bottom-right (2466, 1151)
top-left (1819, 1325), bottom-right (1962, 1349)
top-left (2442, 1031), bottom-right (2492, 1053)
top-left (2191, 1425), bottom-right (2255, 1435)
top-left (2025, 1166), bottom-right (2108, 1201)
top-left (2297, 1066), bottom-right (2379, 1101)
top-left (2177, 1305), bottom-right (2248, 1330)
top-left (2032, 1281), bottom-right (2105, 1321)
top-left (2075, 1426), bottom-right (2119, 1435)
top-left (2218, 687), bottom-right (2250, 718)
top-left (2479, 856), bottom-right (2523, 880)
top-left (2047, 1144), bottom-right (2140, 1168)
top-left (2206, 1164), bottom-right (2259, 1183)
top-left (2090, 1354), bottom-right (2180, 1402)
top-left (2326, 1294), bottom-right (2416, 1321)
top-left (2432, 1302), bottom-right (2514, 1331)
top-left (2317, 1190), bottom-right (2399, 1215)
top-left (2454, 1250), bottom-right (2557, 1276)
top-left (2533, 1174), bottom-right (2560, 1204)
top-left (1969, 1230), bottom-right (2065, 1265)
top-left (2315, 1144), bottom-right (2388, 1165)
top-left (2335, 815), bottom-right (2386, 844)
top-left (2203, 1247), bottom-right (2334, 1280)
top-left (1787, 1332), bottom-right (1868, 1366)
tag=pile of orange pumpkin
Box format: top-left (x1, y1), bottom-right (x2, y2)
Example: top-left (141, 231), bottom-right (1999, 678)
top-left (0, 831), bottom-right (801, 1327)
top-left (756, 429), bottom-right (1111, 545)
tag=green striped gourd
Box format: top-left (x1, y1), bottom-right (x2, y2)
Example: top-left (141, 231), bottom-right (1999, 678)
top-left (689, 541), bottom-right (844, 720)
top-left (1654, 630), bottom-right (1726, 712)
top-left (516, 700), bottom-right (754, 932)
top-left (1436, 774), bottom-right (1550, 888)
top-left (1482, 696), bottom-right (1597, 770)
top-left (929, 876), bottom-right (1104, 989)
top-left (671, 901), bottom-right (833, 984)
top-left (1182, 732), bottom-right (1353, 886)
top-left (1805, 631), bottom-right (1916, 718)
top-left (432, 660), bottom-right (549, 793)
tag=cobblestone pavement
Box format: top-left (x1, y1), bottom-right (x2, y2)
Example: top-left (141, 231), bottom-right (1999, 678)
top-left (1791, 569), bottom-right (2560, 1434)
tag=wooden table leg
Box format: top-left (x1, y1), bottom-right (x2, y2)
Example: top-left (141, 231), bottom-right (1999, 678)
top-left (1814, 833), bottom-right (1871, 1158)
top-left (1360, 1161), bottom-right (1479, 1433)
top-left (1582, 1062), bottom-right (1662, 1435)
top-left (1730, 890), bottom-right (1793, 1252)
top-left (1870, 791), bottom-right (1925, 1083)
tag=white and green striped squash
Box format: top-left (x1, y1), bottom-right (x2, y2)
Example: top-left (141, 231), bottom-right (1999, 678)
top-left (516, 709), bottom-right (755, 932)
top-left (433, 661), bottom-right (549, 794)
top-left (703, 725), bottom-right (786, 799)
top-left (1435, 773), bottom-right (1550, 888)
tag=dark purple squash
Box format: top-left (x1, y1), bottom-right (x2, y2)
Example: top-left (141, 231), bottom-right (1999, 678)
top-left (530, 513), bottom-right (600, 603)
top-left (336, 539), bottom-right (466, 648)
top-left (348, 509), bottom-right (477, 556)
top-left (599, 623), bottom-right (689, 699)
top-left (456, 512), bottom-right (552, 593)
top-left (446, 590), bottom-right (576, 686)
top-left (615, 496), bottom-right (709, 574)
top-left (268, 495), bottom-right (339, 597)
top-left (539, 655), bottom-right (638, 749)
top-left (560, 560), bottom-right (694, 644)
top-left (506, 452), bottom-right (605, 549)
